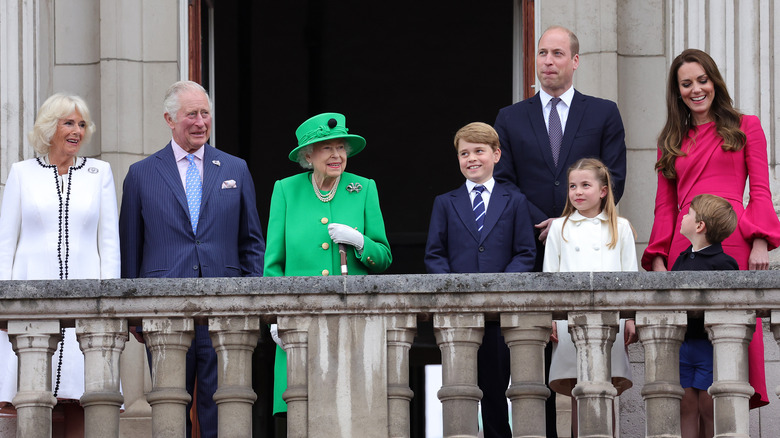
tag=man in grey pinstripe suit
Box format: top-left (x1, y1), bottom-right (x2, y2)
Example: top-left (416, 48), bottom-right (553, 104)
top-left (119, 80), bottom-right (265, 437)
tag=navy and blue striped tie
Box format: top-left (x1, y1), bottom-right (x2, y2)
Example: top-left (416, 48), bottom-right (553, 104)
top-left (473, 185), bottom-right (486, 234)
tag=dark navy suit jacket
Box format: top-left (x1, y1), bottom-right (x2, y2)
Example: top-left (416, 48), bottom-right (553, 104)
top-left (494, 90), bottom-right (627, 225)
top-left (424, 181), bottom-right (536, 274)
top-left (119, 143), bottom-right (265, 279)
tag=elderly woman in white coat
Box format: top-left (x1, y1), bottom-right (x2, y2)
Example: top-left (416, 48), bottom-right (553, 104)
top-left (0, 93), bottom-right (120, 430)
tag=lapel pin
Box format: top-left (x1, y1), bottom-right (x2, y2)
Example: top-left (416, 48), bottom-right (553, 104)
top-left (346, 182), bottom-right (362, 193)
top-left (212, 160), bottom-right (221, 166)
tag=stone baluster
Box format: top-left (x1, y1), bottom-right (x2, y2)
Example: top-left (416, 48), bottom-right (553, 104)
top-left (279, 315), bottom-right (313, 438)
top-left (635, 311), bottom-right (687, 438)
top-left (433, 313), bottom-right (484, 438)
top-left (705, 310), bottom-right (755, 438)
top-left (143, 318), bottom-right (194, 438)
top-left (208, 316), bottom-right (260, 438)
top-left (386, 315), bottom-right (417, 438)
top-left (8, 320), bottom-right (60, 438)
top-left (76, 318), bottom-right (128, 438)
top-left (501, 312), bottom-right (552, 438)
top-left (568, 311), bottom-right (619, 438)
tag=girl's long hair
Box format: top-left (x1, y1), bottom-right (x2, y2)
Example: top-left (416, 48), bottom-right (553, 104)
top-left (560, 158), bottom-right (621, 249)
top-left (656, 49), bottom-right (745, 180)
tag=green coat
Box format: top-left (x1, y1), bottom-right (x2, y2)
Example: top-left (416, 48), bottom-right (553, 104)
top-left (265, 171), bottom-right (392, 413)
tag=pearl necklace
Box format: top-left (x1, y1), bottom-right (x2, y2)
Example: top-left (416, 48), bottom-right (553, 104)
top-left (312, 174), bottom-right (340, 202)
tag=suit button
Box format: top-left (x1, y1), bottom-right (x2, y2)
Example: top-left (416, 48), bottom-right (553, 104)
top-left (554, 181), bottom-right (560, 186)
top-left (322, 242), bottom-right (330, 250)
top-left (574, 246), bottom-right (580, 252)
top-left (593, 246), bottom-right (600, 251)
top-left (321, 217), bottom-right (329, 224)
top-left (478, 246), bottom-right (485, 252)
top-left (196, 240), bottom-right (201, 245)
top-left (193, 265), bottom-right (199, 270)
top-left (322, 269), bottom-right (330, 276)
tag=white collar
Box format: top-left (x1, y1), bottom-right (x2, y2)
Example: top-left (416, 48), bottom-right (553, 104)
top-left (465, 177), bottom-right (495, 194)
top-left (569, 210), bottom-right (608, 222)
top-left (539, 86), bottom-right (575, 109)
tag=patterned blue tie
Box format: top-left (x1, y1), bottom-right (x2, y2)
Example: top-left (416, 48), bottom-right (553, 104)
top-left (185, 154), bottom-right (202, 234)
top-left (549, 97), bottom-right (563, 166)
top-left (473, 185), bottom-right (486, 234)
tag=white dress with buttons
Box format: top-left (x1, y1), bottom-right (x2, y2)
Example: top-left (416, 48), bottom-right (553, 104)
top-left (543, 211), bottom-right (637, 396)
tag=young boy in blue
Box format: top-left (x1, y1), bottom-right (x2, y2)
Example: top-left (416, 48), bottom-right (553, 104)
top-left (671, 194), bottom-right (738, 438)
top-left (425, 122), bottom-right (536, 438)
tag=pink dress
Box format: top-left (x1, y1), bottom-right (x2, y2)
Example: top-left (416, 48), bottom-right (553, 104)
top-left (643, 115), bottom-right (780, 408)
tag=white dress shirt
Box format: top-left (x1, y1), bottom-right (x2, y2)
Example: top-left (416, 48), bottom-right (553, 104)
top-left (539, 86), bottom-right (575, 135)
top-left (465, 177), bottom-right (496, 212)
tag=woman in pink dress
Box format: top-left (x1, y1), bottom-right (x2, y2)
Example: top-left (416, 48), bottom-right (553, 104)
top-left (643, 49), bottom-right (780, 411)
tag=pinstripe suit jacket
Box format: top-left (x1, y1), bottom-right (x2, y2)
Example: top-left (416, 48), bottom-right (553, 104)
top-left (119, 142), bottom-right (265, 279)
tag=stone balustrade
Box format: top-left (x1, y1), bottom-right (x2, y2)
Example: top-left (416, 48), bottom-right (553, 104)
top-left (1, 271), bottom-right (779, 437)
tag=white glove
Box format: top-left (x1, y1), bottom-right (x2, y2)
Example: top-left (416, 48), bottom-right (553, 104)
top-left (270, 324), bottom-right (283, 348)
top-left (328, 223), bottom-right (364, 251)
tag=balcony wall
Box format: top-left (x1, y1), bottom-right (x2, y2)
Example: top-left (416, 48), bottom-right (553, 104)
top-left (1, 271), bottom-right (779, 437)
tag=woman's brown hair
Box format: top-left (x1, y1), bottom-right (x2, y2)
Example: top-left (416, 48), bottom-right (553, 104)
top-left (656, 49), bottom-right (745, 180)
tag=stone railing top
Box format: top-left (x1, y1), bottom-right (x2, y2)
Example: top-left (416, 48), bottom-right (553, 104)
top-left (0, 271), bottom-right (777, 325)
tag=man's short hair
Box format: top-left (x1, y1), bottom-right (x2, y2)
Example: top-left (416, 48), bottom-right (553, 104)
top-left (541, 26), bottom-right (580, 57)
top-left (690, 194), bottom-right (738, 244)
top-left (453, 122), bottom-right (500, 152)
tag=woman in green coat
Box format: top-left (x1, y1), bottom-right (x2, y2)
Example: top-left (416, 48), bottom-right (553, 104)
top-left (265, 112), bottom-right (392, 423)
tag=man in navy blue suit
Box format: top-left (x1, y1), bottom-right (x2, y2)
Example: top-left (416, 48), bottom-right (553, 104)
top-left (425, 122), bottom-right (536, 437)
top-left (119, 80), bottom-right (265, 438)
top-left (493, 26), bottom-right (627, 437)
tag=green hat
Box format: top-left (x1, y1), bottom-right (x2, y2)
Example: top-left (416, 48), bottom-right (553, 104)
top-left (289, 112), bottom-right (366, 162)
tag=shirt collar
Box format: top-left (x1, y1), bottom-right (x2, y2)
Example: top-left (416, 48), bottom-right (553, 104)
top-left (171, 138), bottom-right (205, 162)
top-left (465, 177), bottom-right (495, 194)
top-left (569, 210), bottom-right (608, 222)
top-left (539, 86), bottom-right (575, 109)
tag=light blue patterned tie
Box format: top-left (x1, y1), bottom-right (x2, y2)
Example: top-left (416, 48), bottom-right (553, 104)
top-left (473, 185), bottom-right (486, 234)
top-left (185, 154), bottom-right (202, 234)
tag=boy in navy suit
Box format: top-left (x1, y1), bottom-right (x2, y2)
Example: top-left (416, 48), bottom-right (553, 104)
top-left (425, 122), bottom-right (536, 437)
top-left (671, 194), bottom-right (738, 438)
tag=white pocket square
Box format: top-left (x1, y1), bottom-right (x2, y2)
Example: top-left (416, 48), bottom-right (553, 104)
top-left (221, 180), bottom-right (237, 189)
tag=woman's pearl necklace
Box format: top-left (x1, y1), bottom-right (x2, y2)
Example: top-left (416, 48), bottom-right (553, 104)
top-left (312, 174), bottom-right (340, 202)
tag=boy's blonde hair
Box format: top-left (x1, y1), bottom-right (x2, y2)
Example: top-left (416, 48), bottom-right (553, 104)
top-left (453, 122), bottom-right (500, 152)
top-left (689, 194), bottom-right (738, 244)
top-left (560, 158), bottom-right (626, 249)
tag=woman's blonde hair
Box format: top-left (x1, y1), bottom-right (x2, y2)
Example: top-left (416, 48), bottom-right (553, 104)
top-left (560, 158), bottom-right (622, 249)
top-left (28, 93), bottom-right (95, 155)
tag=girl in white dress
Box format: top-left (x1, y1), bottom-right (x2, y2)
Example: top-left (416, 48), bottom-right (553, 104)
top-left (542, 158), bottom-right (637, 437)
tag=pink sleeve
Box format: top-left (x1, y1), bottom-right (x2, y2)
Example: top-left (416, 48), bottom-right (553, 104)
top-left (641, 148), bottom-right (679, 271)
top-left (739, 115), bottom-right (780, 250)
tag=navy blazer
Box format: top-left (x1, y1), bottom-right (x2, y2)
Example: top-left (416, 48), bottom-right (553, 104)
top-left (494, 90), bottom-right (627, 225)
top-left (119, 143), bottom-right (265, 279)
top-left (424, 181), bottom-right (536, 273)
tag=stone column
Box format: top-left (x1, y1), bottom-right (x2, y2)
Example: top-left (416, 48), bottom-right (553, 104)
top-left (635, 311), bottom-right (687, 438)
top-left (705, 310), bottom-right (755, 438)
top-left (501, 312), bottom-right (552, 438)
top-left (386, 315), bottom-right (416, 438)
top-left (433, 313), bottom-right (484, 438)
top-left (769, 310), bottom-right (780, 402)
top-left (279, 315), bottom-right (313, 438)
top-left (568, 311), bottom-right (619, 438)
top-left (143, 318), bottom-right (194, 438)
top-left (76, 318), bottom-right (128, 438)
top-left (8, 320), bottom-right (60, 438)
top-left (209, 316), bottom-right (260, 438)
